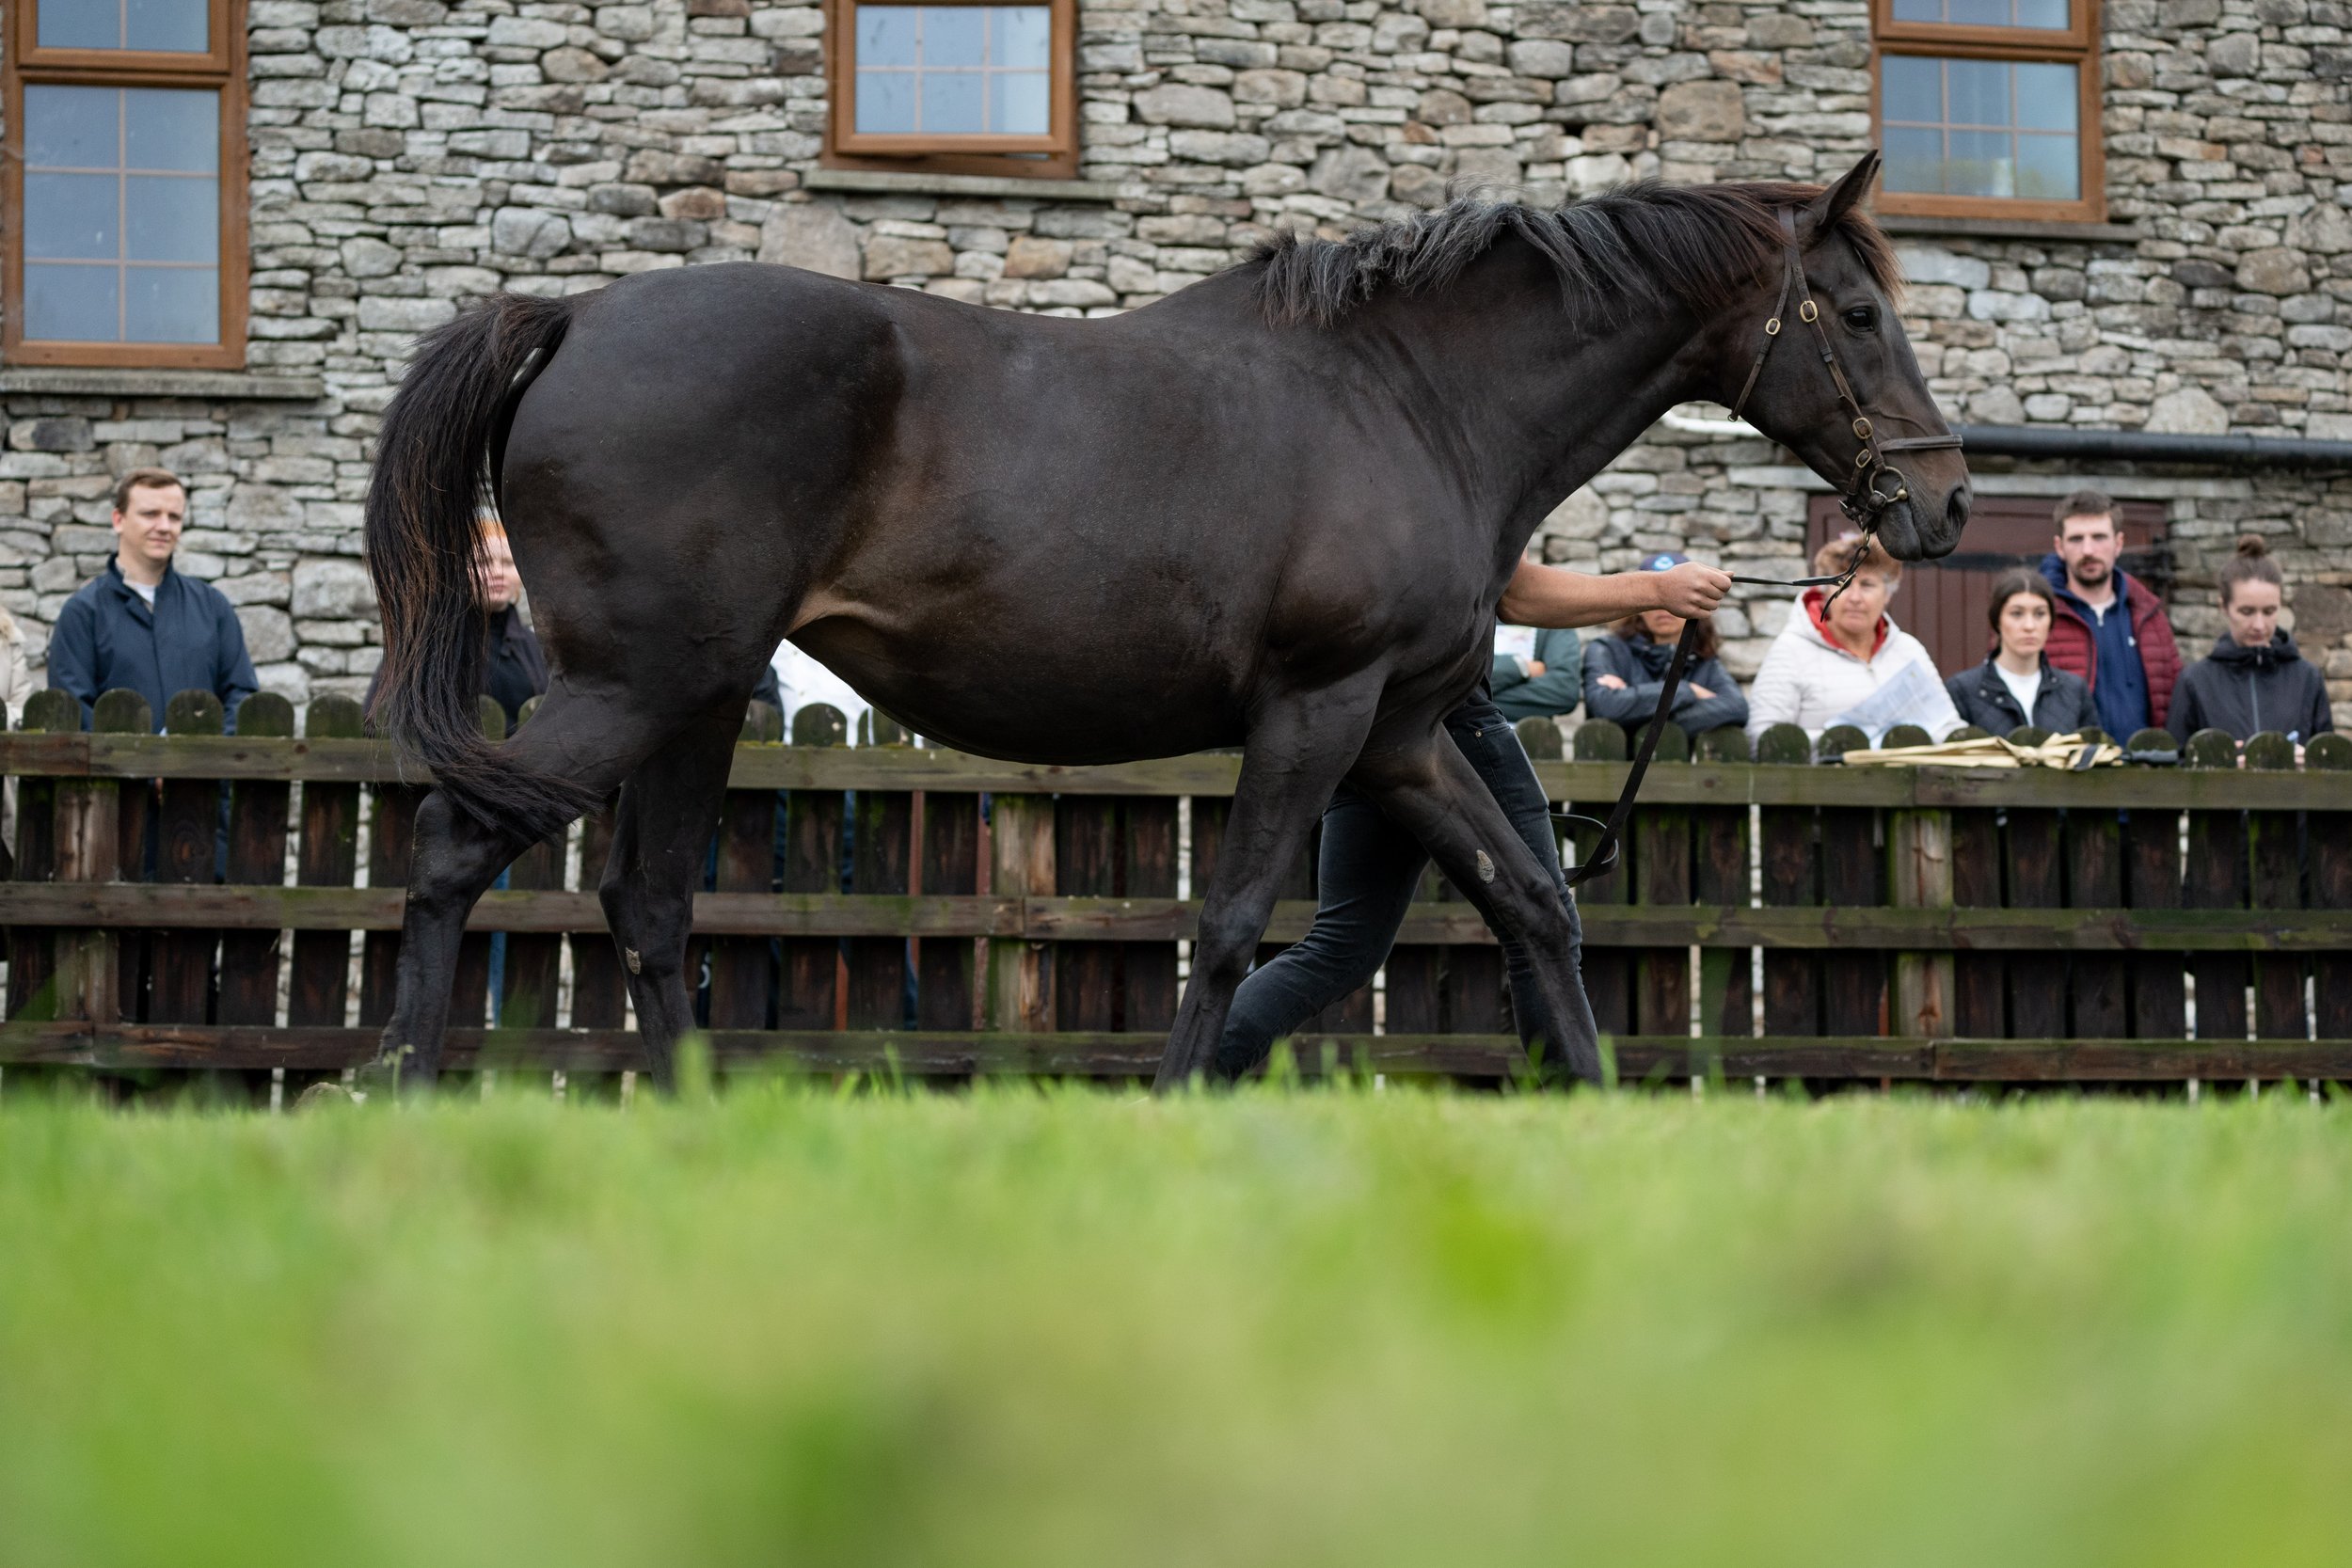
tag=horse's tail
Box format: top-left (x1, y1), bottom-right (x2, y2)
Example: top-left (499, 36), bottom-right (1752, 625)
top-left (364, 292), bottom-right (596, 844)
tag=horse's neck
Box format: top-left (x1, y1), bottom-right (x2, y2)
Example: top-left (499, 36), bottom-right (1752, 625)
top-left (1364, 246), bottom-right (1702, 548)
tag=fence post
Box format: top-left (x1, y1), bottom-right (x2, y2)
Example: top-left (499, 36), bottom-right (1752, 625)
top-left (1756, 723), bottom-right (1818, 1053)
top-left (848, 710), bottom-right (914, 1031)
top-left (2308, 734), bottom-right (2352, 1052)
top-left (58, 692), bottom-right (145, 1047)
top-left (916, 776), bottom-right (980, 1032)
top-left (2063, 736), bottom-right (2127, 1038)
top-left (1948, 731), bottom-right (2003, 1038)
top-left (498, 696), bottom-right (569, 1037)
top-left (1630, 721), bottom-right (1691, 1049)
top-left (1692, 725), bottom-right (1751, 1049)
top-left (2001, 725), bottom-right (2065, 1044)
top-left (986, 788), bottom-right (1055, 1033)
top-left (7, 690), bottom-right (81, 1025)
top-left (779, 704), bottom-right (848, 1031)
top-left (287, 695), bottom-right (364, 1098)
top-left (1886, 752), bottom-right (1953, 1041)
top-left (1120, 792), bottom-right (1182, 1034)
top-left (2122, 726), bottom-right (2185, 1043)
top-left (219, 693), bottom-right (294, 1101)
top-left (1052, 779), bottom-right (1119, 1035)
top-left (1815, 724), bottom-right (1884, 1038)
top-left (151, 691), bottom-right (225, 1046)
top-left (2182, 728), bottom-right (2248, 1050)
top-left (1567, 720), bottom-right (1629, 1037)
top-left (2243, 731), bottom-right (2305, 1051)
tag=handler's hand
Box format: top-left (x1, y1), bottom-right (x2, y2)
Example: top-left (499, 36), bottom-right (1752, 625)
top-left (1657, 562), bottom-right (1731, 619)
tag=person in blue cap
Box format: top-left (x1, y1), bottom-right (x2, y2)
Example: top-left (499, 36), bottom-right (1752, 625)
top-left (1580, 550), bottom-right (1749, 743)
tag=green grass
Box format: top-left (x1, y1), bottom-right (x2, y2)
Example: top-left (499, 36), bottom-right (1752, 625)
top-left (2, 1081), bottom-right (2348, 1567)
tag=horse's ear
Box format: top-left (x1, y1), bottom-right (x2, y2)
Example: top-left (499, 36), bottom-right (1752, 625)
top-left (1807, 151), bottom-right (1882, 232)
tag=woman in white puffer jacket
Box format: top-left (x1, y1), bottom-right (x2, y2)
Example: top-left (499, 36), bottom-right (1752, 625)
top-left (1745, 531), bottom-right (1962, 743)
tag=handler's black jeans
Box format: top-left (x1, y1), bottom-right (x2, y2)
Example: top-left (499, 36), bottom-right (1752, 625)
top-left (1216, 696), bottom-right (1597, 1077)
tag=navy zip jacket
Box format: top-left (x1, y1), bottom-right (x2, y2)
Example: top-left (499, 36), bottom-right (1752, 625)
top-left (2167, 632), bottom-right (2333, 745)
top-left (45, 559), bottom-right (258, 731)
top-left (1581, 631), bottom-right (1749, 740)
top-left (1943, 655), bottom-right (2098, 736)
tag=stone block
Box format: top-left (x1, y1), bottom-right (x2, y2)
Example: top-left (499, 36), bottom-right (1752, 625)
top-left (492, 207), bottom-right (573, 260)
top-left (238, 605), bottom-right (296, 664)
top-left (760, 203), bottom-right (861, 277)
top-left (1309, 143), bottom-right (1390, 203)
top-left (1136, 85), bottom-right (1237, 129)
top-left (292, 559), bottom-right (376, 620)
top-left (2238, 248), bottom-right (2311, 296)
top-left (356, 296), bottom-right (457, 332)
top-left (1655, 79), bottom-right (1743, 143)
top-left (2147, 387), bottom-right (2230, 434)
top-left (864, 234), bottom-right (955, 278)
top-left (1002, 236), bottom-right (1074, 278)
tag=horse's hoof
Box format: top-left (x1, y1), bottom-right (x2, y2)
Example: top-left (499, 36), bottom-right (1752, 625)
top-left (293, 1082), bottom-right (356, 1111)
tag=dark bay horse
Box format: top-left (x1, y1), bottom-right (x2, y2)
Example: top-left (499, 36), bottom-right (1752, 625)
top-left (362, 152), bottom-right (1969, 1092)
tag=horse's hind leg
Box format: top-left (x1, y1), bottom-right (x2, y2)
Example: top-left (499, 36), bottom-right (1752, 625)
top-left (368, 688), bottom-right (675, 1093)
top-left (1351, 722), bottom-right (1600, 1084)
top-left (596, 704), bottom-right (747, 1090)
top-left (1153, 681), bottom-right (1382, 1090)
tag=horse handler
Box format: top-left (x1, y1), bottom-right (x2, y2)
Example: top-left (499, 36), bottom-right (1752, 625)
top-left (1215, 557), bottom-right (1731, 1079)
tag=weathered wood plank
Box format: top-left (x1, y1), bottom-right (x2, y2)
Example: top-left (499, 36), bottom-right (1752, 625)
top-left (2309, 735), bottom-right (2352, 1041)
top-left (219, 694), bottom-right (294, 1030)
top-left (288, 697), bottom-right (363, 1038)
top-left (707, 704), bottom-right (780, 1032)
top-left (848, 713), bottom-right (913, 1032)
top-left (2244, 733), bottom-right (2307, 1044)
top-left (2183, 730), bottom-right (2249, 1048)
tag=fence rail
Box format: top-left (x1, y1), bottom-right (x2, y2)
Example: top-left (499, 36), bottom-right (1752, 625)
top-left (3, 686), bottom-right (2349, 1091)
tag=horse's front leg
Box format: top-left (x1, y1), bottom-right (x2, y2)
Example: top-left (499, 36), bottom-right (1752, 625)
top-left (1152, 681), bottom-right (1383, 1091)
top-left (1350, 720), bottom-right (1600, 1084)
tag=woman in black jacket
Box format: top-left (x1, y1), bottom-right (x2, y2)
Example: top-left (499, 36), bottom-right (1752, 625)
top-left (1581, 550), bottom-right (1749, 741)
top-left (2168, 535), bottom-right (2334, 744)
top-left (1945, 569), bottom-right (2099, 736)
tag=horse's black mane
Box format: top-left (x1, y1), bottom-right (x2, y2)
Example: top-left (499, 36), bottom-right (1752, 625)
top-left (1248, 182), bottom-right (1902, 328)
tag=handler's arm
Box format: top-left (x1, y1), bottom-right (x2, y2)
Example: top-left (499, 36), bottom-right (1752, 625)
top-left (1498, 560), bottom-right (1729, 629)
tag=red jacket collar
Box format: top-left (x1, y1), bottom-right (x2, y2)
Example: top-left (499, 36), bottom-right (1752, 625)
top-left (1804, 587), bottom-right (1888, 658)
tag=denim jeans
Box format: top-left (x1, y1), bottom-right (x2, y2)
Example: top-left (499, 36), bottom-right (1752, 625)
top-left (1216, 696), bottom-right (1597, 1076)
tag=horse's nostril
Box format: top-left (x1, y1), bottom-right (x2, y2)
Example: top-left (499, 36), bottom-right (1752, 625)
top-left (1946, 489), bottom-right (1971, 534)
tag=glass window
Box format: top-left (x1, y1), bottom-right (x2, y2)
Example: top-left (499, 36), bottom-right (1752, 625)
top-left (1879, 55), bottom-right (2080, 201)
top-left (854, 5), bottom-right (1054, 135)
top-left (1889, 0), bottom-right (2068, 26)
top-left (21, 84), bottom-right (221, 344)
top-left (37, 0), bottom-right (209, 53)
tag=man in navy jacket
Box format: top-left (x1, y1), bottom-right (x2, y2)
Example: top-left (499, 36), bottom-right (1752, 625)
top-left (45, 468), bottom-right (258, 730)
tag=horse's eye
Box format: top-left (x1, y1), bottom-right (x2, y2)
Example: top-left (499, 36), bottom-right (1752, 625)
top-left (1844, 306), bottom-right (1879, 333)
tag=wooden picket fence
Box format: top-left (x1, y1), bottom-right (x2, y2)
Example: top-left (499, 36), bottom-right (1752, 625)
top-left (2, 684), bottom-right (2350, 1092)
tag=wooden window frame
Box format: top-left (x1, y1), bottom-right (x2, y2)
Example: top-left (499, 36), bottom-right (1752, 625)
top-left (1871, 0), bottom-right (2105, 225)
top-left (822, 0), bottom-right (1079, 181)
top-left (2, 0), bottom-right (248, 369)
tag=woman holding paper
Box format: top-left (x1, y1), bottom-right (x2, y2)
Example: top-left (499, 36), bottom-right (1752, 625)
top-left (1745, 532), bottom-right (1962, 743)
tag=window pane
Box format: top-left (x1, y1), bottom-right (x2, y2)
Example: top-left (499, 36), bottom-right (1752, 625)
top-left (1890, 0), bottom-right (1939, 18)
top-left (25, 174), bottom-right (119, 260)
top-left (125, 266), bottom-right (218, 342)
top-left (856, 70), bottom-right (916, 132)
top-left (992, 71), bottom-right (1050, 134)
top-left (127, 175), bottom-right (218, 261)
top-left (1882, 55), bottom-right (1942, 121)
top-left (1947, 129), bottom-right (2014, 197)
top-left (124, 0), bottom-right (206, 51)
top-left (923, 6), bottom-right (985, 67)
top-left (920, 69), bottom-right (984, 132)
top-left (2016, 133), bottom-right (2080, 199)
top-left (125, 87), bottom-right (219, 172)
top-left (1883, 126), bottom-right (1946, 193)
top-left (852, 4), bottom-right (1054, 137)
top-left (2015, 62), bottom-right (2076, 131)
top-left (1947, 58), bottom-right (2010, 126)
top-left (37, 0), bottom-right (119, 47)
top-left (24, 264), bottom-right (120, 340)
top-left (24, 85), bottom-right (120, 167)
top-left (857, 6), bottom-right (918, 66)
top-left (2014, 0), bottom-right (2070, 24)
top-left (1947, 0), bottom-right (2007, 24)
top-left (993, 6), bottom-right (1050, 69)
top-left (1885, 0), bottom-right (2071, 23)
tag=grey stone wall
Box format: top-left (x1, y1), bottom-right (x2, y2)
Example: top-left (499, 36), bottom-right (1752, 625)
top-left (1, 0), bottom-right (2347, 716)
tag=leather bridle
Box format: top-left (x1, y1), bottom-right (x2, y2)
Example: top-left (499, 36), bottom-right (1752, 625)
top-left (1561, 208), bottom-right (1963, 888)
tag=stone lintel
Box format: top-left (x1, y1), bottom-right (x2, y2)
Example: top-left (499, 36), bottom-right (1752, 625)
top-left (0, 367), bottom-right (327, 401)
top-left (804, 169), bottom-right (1128, 202)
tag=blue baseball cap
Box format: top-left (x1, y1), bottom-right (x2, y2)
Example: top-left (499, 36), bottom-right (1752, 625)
top-left (1640, 551), bottom-right (1691, 572)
